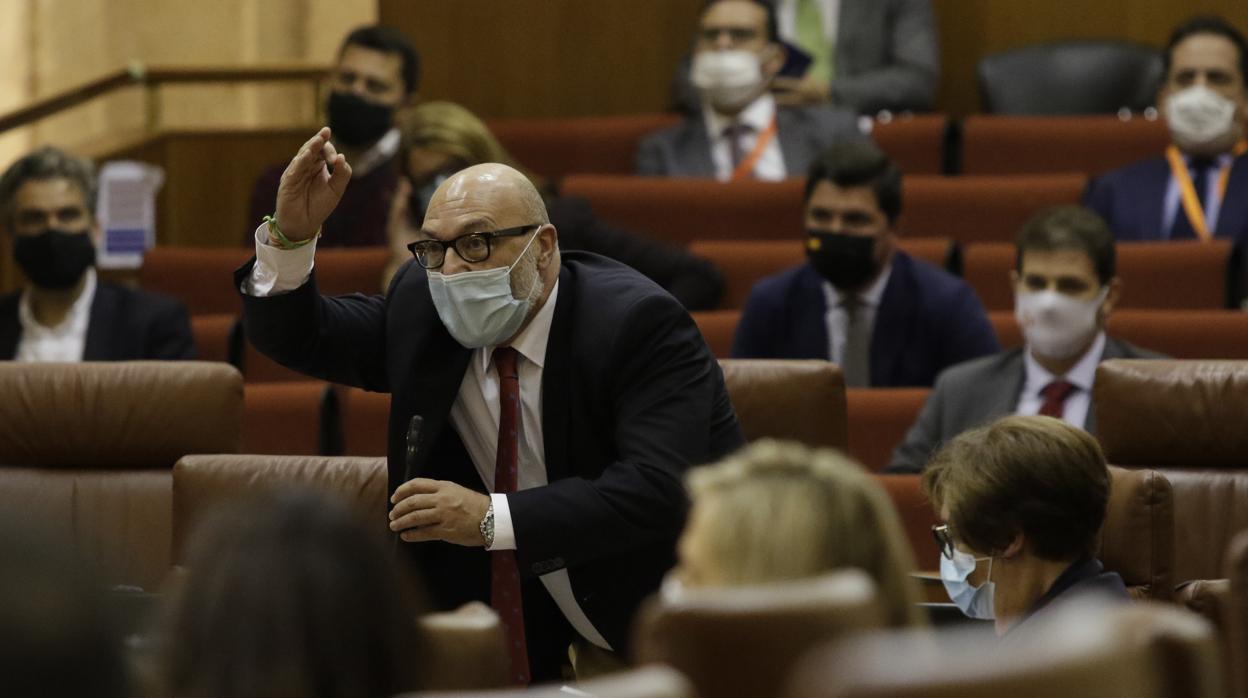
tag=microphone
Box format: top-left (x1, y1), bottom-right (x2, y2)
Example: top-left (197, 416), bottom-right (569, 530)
top-left (392, 414), bottom-right (424, 558)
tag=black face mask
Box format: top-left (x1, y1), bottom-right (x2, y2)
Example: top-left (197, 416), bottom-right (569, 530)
top-left (405, 171), bottom-right (457, 228)
top-left (14, 229), bottom-right (96, 290)
top-left (326, 91), bottom-right (395, 148)
top-left (806, 230), bottom-right (880, 291)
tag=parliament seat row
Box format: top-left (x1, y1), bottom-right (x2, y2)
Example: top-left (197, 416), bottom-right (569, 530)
top-left (487, 113), bottom-right (1169, 179)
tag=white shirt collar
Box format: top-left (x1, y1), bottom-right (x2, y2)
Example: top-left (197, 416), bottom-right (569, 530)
top-left (352, 127), bottom-right (400, 178)
top-left (18, 268), bottom-right (97, 338)
top-left (1023, 330), bottom-right (1107, 395)
top-left (476, 279), bottom-right (560, 373)
top-left (703, 92), bottom-right (777, 142)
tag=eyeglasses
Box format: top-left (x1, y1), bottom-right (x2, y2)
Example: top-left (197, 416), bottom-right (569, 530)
top-left (932, 524), bottom-right (955, 561)
top-left (406, 225), bottom-right (539, 270)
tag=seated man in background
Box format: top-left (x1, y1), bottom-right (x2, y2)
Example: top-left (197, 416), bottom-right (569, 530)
top-left (388, 101), bottom-right (725, 310)
top-left (1084, 16), bottom-right (1248, 242)
top-left (671, 438), bottom-right (924, 629)
top-left (732, 140), bottom-right (998, 386)
top-left (888, 206), bottom-right (1162, 473)
top-left (0, 147), bottom-right (194, 361)
top-left (924, 415), bottom-right (1129, 636)
top-left (637, 0), bottom-right (861, 180)
top-left (247, 25), bottom-right (419, 247)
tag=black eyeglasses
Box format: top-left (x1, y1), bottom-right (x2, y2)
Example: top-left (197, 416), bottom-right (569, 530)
top-left (407, 225), bottom-right (540, 270)
top-left (932, 524), bottom-right (955, 561)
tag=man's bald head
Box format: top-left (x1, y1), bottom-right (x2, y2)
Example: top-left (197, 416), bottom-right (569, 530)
top-left (428, 163), bottom-right (549, 228)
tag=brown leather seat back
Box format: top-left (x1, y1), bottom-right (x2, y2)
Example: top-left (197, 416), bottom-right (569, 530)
top-left (1101, 466), bottom-right (1174, 601)
top-left (636, 570), bottom-right (883, 698)
top-left (417, 603), bottom-right (509, 691)
top-left (0, 362), bottom-right (242, 590)
top-left (872, 114), bottom-right (947, 175)
top-left (692, 310), bottom-right (739, 359)
top-left (719, 359), bottom-right (848, 449)
top-left (339, 386), bottom-right (391, 457)
top-left (847, 388), bottom-right (930, 472)
top-left (1155, 470), bottom-right (1248, 584)
top-left (171, 454), bottom-right (387, 562)
top-left (408, 666), bottom-right (695, 698)
top-left (898, 174), bottom-right (1086, 244)
top-left (961, 115), bottom-right (1170, 176)
top-left (139, 246), bottom-right (252, 316)
top-left (789, 601), bottom-right (1219, 698)
top-left (241, 382), bottom-right (331, 455)
top-left (1228, 531), bottom-right (1248, 698)
top-left (488, 113), bottom-right (682, 180)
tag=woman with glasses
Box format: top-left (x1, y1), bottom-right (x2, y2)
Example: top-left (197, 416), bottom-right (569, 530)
top-left (672, 438), bottom-right (925, 629)
top-left (385, 101), bottom-right (724, 310)
top-left (922, 415), bottom-right (1129, 637)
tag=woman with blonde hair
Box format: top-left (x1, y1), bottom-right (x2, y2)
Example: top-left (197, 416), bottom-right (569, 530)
top-left (386, 100), bottom-right (724, 309)
top-left (676, 439), bottom-right (925, 627)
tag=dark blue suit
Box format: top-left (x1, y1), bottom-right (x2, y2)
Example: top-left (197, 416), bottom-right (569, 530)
top-left (731, 251), bottom-right (1000, 387)
top-left (1083, 154), bottom-right (1248, 241)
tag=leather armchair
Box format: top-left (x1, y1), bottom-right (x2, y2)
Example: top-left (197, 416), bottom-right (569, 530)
top-left (0, 361), bottom-right (241, 590)
top-left (634, 570), bottom-right (883, 698)
top-left (719, 359), bottom-right (847, 450)
top-left (977, 40), bottom-right (1163, 115)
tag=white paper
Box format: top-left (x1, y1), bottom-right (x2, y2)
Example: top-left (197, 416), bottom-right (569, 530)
top-left (95, 161), bottom-right (164, 270)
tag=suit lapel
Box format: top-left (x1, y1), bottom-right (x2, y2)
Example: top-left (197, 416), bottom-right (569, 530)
top-left (540, 266), bottom-right (574, 484)
top-left (796, 265), bottom-right (832, 359)
top-left (1216, 155), bottom-right (1248, 239)
top-left (0, 293), bottom-right (21, 360)
top-left (82, 283), bottom-right (115, 361)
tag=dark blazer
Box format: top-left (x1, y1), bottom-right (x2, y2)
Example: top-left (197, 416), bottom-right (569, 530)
top-left (0, 281), bottom-right (195, 361)
top-left (635, 104), bottom-right (863, 178)
top-left (236, 251), bottom-right (744, 667)
top-left (1082, 154), bottom-right (1248, 242)
top-left (1002, 557), bottom-right (1129, 644)
top-left (887, 336), bottom-right (1164, 473)
top-left (548, 196), bottom-right (724, 311)
top-left (731, 252), bottom-right (999, 387)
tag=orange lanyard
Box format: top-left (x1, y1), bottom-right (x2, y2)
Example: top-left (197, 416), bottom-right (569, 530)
top-left (730, 117), bottom-right (778, 181)
top-left (1166, 140), bottom-right (1248, 242)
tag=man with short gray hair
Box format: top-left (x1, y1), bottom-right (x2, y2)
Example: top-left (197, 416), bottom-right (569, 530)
top-left (0, 146), bottom-right (194, 361)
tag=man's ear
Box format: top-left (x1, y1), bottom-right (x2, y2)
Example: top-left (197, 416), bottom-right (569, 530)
top-left (763, 42), bottom-right (786, 77)
top-left (1000, 532), bottom-right (1025, 560)
top-left (536, 224), bottom-right (558, 270)
top-left (1101, 276), bottom-right (1123, 321)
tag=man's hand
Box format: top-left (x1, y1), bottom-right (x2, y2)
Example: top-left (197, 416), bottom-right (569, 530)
top-left (772, 75), bottom-right (832, 106)
top-left (389, 478), bottom-right (492, 547)
top-left (274, 127), bottom-right (353, 242)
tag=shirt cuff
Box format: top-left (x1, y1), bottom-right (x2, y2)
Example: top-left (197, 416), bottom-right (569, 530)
top-left (243, 224), bottom-right (317, 297)
top-left (487, 493), bottom-right (516, 551)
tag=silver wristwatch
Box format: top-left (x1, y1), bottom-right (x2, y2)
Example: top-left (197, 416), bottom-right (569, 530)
top-left (479, 502), bottom-right (495, 548)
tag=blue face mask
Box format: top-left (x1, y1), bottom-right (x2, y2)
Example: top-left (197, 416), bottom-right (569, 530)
top-left (427, 230), bottom-right (541, 348)
top-left (940, 548), bottom-right (995, 620)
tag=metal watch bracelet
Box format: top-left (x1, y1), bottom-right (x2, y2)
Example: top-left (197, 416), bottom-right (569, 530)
top-left (479, 502), bottom-right (495, 548)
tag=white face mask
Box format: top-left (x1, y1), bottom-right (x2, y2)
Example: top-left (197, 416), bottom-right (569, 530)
top-left (940, 548), bottom-right (995, 620)
top-left (1014, 288), bottom-right (1107, 360)
top-left (691, 49), bottom-right (766, 113)
top-left (1165, 85), bottom-right (1240, 152)
top-left (427, 230), bottom-right (542, 349)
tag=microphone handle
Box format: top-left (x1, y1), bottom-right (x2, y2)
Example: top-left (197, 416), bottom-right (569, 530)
top-left (392, 414), bottom-right (424, 559)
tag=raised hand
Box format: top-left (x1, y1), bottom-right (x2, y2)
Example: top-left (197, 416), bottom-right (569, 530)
top-left (274, 127), bottom-right (353, 242)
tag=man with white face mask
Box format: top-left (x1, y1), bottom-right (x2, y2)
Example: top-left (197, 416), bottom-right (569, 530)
top-left (1084, 16), bottom-right (1248, 242)
top-left (888, 207), bottom-right (1164, 473)
top-left (637, 0), bottom-right (861, 180)
top-left (236, 129), bottom-right (745, 683)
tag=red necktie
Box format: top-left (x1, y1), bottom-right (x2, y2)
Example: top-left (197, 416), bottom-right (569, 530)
top-left (1038, 379), bottom-right (1077, 420)
top-left (491, 347), bottom-right (530, 685)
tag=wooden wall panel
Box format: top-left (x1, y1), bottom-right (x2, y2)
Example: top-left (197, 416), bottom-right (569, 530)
top-left (379, 0), bottom-right (704, 118)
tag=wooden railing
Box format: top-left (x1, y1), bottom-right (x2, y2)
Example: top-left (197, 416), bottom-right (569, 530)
top-left (0, 62), bottom-right (329, 135)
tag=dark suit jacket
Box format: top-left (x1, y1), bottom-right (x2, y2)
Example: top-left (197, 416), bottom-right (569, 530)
top-left (0, 281), bottom-right (195, 361)
top-left (548, 196), bottom-right (724, 310)
top-left (887, 336), bottom-right (1164, 473)
top-left (236, 251), bottom-right (744, 661)
top-left (1002, 557), bottom-right (1128, 645)
top-left (1082, 154), bottom-right (1248, 242)
top-left (635, 104), bottom-right (862, 178)
top-left (731, 252), bottom-right (999, 387)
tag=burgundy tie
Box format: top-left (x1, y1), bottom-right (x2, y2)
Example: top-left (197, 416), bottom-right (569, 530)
top-left (491, 347), bottom-right (530, 685)
top-left (1038, 379), bottom-right (1077, 420)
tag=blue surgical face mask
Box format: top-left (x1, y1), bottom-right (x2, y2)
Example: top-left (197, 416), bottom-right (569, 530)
top-left (427, 229), bottom-right (542, 348)
top-left (940, 547), bottom-right (995, 620)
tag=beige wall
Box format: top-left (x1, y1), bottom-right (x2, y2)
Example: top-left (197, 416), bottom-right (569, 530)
top-left (0, 0), bottom-right (375, 169)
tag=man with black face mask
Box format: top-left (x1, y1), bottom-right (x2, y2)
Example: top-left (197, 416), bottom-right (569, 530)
top-left (246, 25), bottom-right (419, 247)
top-left (732, 141), bottom-right (998, 386)
top-left (0, 147), bottom-right (194, 361)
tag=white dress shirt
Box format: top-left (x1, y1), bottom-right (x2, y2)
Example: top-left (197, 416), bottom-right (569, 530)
top-left (16, 269), bottom-right (97, 363)
top-left (351, 127), bottom-right (401, 178)
top-left (1015, 331), bottom-right (1106, 429)
top-left (703, 93), bottom-right (787, 181)
top-left (244, 227), bottom-right (611, 650)
top-left (1162, 151), bottom-right (1233, 238)
top-left (776, 0), bottom-right (842, 45)
top-left (820, 262), bottom-right (892, 365)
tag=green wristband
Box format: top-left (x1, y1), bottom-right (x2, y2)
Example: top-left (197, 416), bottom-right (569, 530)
top-left (263, 215), bottom-right (318, 250)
